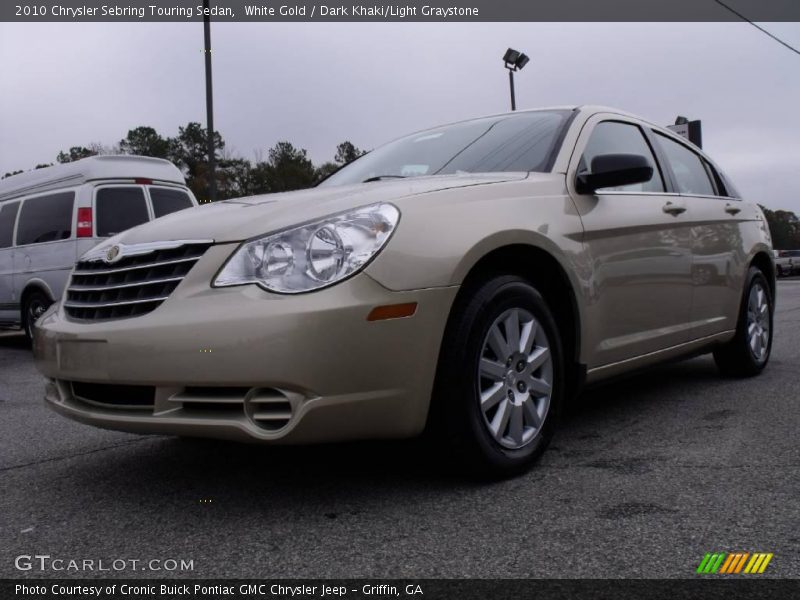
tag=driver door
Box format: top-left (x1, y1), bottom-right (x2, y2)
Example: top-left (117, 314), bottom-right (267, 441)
top-left (567, 115), bottom-right (694, 368)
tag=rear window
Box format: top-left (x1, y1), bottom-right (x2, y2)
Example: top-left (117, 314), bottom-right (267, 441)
top-left (719, 172), bottom-right (742, 198)
top-left (654, 133), bottom-right (715, 196)
top-left (17, 192), bottom-right (74, 245)
top-left (0, 201), bottom-right (20, 248)
top-left (96, 187), bottom-right (149, 237)
top-left (150, 188), bottom-right (194, 218)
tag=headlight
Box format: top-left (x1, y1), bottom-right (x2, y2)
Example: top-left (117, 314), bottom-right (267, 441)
top-left (213, 203), bottom-right (400, 293)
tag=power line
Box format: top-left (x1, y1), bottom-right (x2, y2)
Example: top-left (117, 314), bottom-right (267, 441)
top-left (713, 0), bottom-right (800, 57)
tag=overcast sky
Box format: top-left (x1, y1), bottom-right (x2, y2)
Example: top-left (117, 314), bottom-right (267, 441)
top-left (1, 22), bottom-right (799, 211)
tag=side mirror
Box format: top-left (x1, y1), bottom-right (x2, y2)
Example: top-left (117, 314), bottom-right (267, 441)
top-left (576, 153), bottom-right (654, 194)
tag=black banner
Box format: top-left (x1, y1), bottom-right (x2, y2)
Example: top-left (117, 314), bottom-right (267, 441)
top-left (3, 0), bottom-right (800, 22)
top-left (4, 579), bottom-right (800, 600)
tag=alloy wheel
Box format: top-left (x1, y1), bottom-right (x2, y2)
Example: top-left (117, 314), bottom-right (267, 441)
top-left (746, 282), bottom-right (770, 362)
top-left (477, 307), bottom-right (553, 450)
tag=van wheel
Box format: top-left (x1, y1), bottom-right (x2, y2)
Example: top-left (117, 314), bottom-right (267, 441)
top-left (431, 275), bottom-right (563, 477)
top-left (22, 290), bottom-right (52, 342)
top-left (713, 267), bottom-right (773, 377)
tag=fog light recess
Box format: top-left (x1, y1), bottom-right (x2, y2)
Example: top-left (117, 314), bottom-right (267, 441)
top-left (244, 388), bottom-right (300, 431)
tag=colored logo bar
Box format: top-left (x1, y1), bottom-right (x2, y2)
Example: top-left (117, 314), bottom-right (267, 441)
top-left (697, 552), bottom-right (773, 574)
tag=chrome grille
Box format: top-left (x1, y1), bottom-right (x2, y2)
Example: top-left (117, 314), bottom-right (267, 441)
top-left (65, 241), bottom-right (212, 321)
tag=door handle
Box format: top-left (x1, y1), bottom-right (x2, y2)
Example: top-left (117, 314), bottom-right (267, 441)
top-left (662, 201), bottom-right (686, 216)
top-left (724, 203), bottom-right (741, 215)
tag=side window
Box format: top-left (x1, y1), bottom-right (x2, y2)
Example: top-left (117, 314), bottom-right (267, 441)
top-left (654, 133), bottom-right (716, 196)
top-left (0, 201), bottom-right (20, 248)
top-left (701, 159), bottom-right (726, 196)
top-left (17, 192), bottom-right (74, 245)
top-left (149, 188), bottom-right (194, 218)
top-left (95, 187), bottom-right (149, 237)
top-left (579, 121), bottom-right (664, 192)
top-left (719, 172), bottom-right (741, 199)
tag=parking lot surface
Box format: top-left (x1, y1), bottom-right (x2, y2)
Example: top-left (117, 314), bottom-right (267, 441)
top-left (1, 281), bottom-right (799, 579)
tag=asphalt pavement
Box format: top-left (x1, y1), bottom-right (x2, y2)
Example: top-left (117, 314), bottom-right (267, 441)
top-left (1, 281), bottom-right (799, 579)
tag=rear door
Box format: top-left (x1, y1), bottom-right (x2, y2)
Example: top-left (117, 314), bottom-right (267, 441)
top-left (650, 132), bottom-right (742, 339)
top-left (568, 115), bottom-right (694, 367)
top-left (12, 191), bottom-right (76, 304)
top-left (0, 201), bottom-right (20, 322)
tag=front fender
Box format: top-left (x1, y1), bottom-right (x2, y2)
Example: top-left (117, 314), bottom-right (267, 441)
top-left (365, 178), bottom-right (584, 291)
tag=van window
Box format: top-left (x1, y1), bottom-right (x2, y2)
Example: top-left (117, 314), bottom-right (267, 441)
top-left (0, 201), bottom-right (20, 248)
top-left (150, 188), bottom-right (194, 218)
top-left (96, 187), bottom-right (149, 237)
top-left (17, 192), bottom-right (74, 245)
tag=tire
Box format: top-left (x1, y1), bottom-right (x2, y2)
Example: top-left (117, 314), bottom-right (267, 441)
top-left (713, 267), bottom-right (773, 377)
top-left (776, 265), bottom-right (783, 278)
top-left (431, 275), bottom-right (564, 477)
top-left (22, 290), bottom-right (52, 343)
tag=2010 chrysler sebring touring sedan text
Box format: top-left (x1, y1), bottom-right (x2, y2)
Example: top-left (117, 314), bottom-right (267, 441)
top-left (33, 106), bottom-right (775, 474)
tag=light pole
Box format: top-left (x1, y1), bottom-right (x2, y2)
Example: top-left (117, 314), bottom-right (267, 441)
top-left (203, 0), bottom-right (217, 202)
top-left (503, 48), bottom-right (530, 111)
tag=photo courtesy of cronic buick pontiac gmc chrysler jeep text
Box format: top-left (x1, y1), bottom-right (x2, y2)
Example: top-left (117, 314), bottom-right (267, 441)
top-left (32, 106), bottom-right (775, 475)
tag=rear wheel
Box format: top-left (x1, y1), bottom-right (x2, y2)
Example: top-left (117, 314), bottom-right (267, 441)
top-left (431, 275), bottom-right (563, 476)
top-left (22, 290), bottom-right (52, 343)
top-left (713, 267), bottom-right (773, 377)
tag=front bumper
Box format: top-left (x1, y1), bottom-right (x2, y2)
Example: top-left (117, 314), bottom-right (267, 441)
top-left (34, 244), bottom-right (458, 443)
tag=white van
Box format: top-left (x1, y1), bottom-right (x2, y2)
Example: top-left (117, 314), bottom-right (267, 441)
top-left (0, 155), bottom-right (198, 339)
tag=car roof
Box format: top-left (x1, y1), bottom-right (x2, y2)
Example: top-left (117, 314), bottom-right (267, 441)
top-left (511, 105), bottom-right (685, 137)
top-left (416, 105), bottom-right (689, 146)
top-left (468, 105), bottom-right (732, 183)
top-left (0, 155), bottom-right (186, 202)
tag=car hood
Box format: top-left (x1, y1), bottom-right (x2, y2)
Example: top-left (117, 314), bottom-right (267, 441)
top-left (110, 172), bottom-right (531, 246)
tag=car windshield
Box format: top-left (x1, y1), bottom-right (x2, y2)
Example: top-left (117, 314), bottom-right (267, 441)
top-left (319, 110), bottom-right (572, 187)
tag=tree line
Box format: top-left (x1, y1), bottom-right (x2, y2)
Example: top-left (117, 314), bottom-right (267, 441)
top-left (3, 123), bottom-right (800, 250)
top-left (2, 123), bottom-right (366, 203)
top-left (758, 206), bottom-right (800, 250)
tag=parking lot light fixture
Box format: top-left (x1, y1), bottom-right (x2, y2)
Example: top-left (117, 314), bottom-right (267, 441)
top-left (503, 47), bottom-right (530, 111)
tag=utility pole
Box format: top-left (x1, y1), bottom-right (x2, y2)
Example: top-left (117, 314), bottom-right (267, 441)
top-left (203, 0), bottom-right (217, 202)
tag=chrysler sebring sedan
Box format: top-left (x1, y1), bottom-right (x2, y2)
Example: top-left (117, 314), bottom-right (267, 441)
top-left (33, 106), bottom-right (775, 474)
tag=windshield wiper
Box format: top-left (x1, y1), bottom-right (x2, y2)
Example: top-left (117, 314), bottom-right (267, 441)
top-left (362, 175), bottom-right (407, 183)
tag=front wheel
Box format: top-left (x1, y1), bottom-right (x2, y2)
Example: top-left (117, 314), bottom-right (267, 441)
top-left (713, 267), bottom-right (773, 377)
top-left (22, 290), bottom-right (52, 343)
top-left (431, 275), bottom-right (563, 476)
